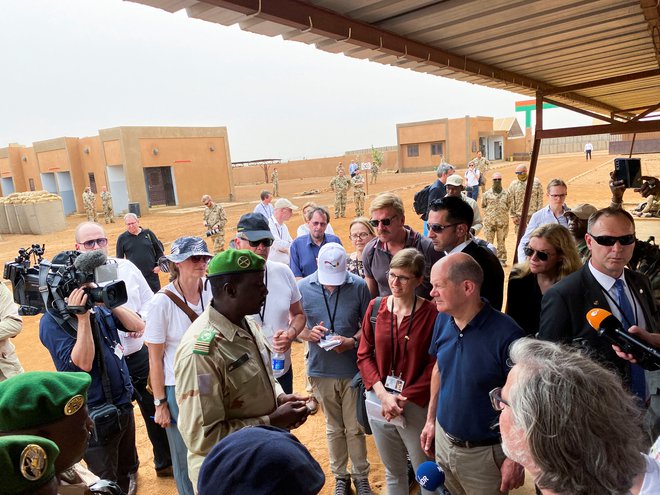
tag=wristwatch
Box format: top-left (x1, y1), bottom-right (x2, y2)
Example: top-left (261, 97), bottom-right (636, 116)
top-left (153, 397), bottom-right (167, 407)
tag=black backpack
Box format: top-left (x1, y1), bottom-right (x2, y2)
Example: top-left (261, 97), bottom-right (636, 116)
top-left (413, 184), bottom-right (432, 220)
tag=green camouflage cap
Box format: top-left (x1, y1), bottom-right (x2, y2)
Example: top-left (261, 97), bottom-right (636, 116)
top-left (0, 371), bottom-right (91, 432)
top-left (0, 435), bottom-right (59, 494)
top-left (207, 249), bottom-right (265, 277)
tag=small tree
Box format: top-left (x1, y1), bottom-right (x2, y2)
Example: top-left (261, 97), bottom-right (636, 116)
top-left (371, 146), bottom-right (383, 167)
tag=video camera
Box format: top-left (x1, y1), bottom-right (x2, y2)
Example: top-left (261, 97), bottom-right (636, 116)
top-left (205, 227), bottom-right (221, 237)
top-left (3, 244), bottom-right (127, 318)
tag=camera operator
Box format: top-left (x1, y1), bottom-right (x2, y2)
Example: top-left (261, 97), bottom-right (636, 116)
top-left (39, 252), bottom-right (144, 495)
top-left (74, 221), bottom-right (173, 480)
top-left (0, 281), bottom-right (23, 381)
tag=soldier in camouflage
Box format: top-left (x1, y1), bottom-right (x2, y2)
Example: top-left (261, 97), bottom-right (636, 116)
top-left (330, 169), bottom-right (352, 219)
top-left (336, 162), bottom-right (345, 174)
top-left (468, 150), bottom-right (490, 193)
top-left (100, 186), bottom-right (115, 224)
top-left (351, 169), bottom-right (366, 217)
top-left (508, 164), bottom-right (544, 233)
top-left (369, 161), bottom-right (380, 184)
top-left (271, 168), bottom-right (279, 197)
top-left (82, 187), bottom-right (96, 222)
top-left (174, 249), bottom-right (309, 486)
top-left (481, 172), bottom-right (511, 265)
top-left (202, 195), bottom-right (228, 254)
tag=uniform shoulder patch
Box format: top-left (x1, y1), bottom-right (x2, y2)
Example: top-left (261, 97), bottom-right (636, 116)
top-left (193, 329), bottom-right (218, 355)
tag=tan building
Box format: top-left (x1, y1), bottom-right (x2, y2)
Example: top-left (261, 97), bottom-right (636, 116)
top-left (0, 126), bottom-right (233, 216)
top-left (396, 116), bottom-right (526, 171)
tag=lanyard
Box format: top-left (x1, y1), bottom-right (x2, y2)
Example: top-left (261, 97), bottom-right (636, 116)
top-left (259, 268), bottom-right (269, 322)
top-left (321, 285), bottom-right (341, 332)
top-left (389, 296), bottom-right (417, 377)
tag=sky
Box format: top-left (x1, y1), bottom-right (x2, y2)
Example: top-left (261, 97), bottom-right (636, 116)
top-left (0, 0), bottom-right (591, 162)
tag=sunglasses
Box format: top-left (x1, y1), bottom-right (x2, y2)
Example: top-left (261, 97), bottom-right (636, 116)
top-left (427, 223), bottom-right (460, 234)
top-left (588, 234), bottom-right (635, 246)
top-left (523, 246), bottom-right (553, 261)
top-left (188, 255), bottom-right (210, 263)
top-left (243, 238), bottom-right (274, 247)
top-left (489, 387), bottom-right (509, 412)
top-left (369, 216), bottom-right (397, 227)
top-left (81, 238), bottom-right (108, 250)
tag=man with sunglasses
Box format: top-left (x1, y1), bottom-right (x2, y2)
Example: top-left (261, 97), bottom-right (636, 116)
top-left (234, 213), bottom-right (306, 395)
top-left (290, 206), bottom-right (342, 280)
top-left (362, 193), bottom-right (442, 299)
top-left (539, 208), bottom-right (658, 408)
top-left (73, 221), bottom-right (173, 481)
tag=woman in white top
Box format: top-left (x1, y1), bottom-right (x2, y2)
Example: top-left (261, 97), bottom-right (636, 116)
top-left (464, 162), bottom-right (481, 201)
top-left (144, 236), bottom-right (212, 495)
top-left (296, 201), bottom-right (335, 238)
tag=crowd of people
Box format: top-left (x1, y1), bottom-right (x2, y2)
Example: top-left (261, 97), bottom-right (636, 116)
top-left (0, 159), bottom-right (659, 495)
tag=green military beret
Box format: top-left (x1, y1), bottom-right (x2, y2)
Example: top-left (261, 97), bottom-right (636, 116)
top-left (207, 249), bottom-right (265, 277)
top-left (0, 434), bottom-right (59, 494)
top-left (0, 371), bottom-right (91, 432)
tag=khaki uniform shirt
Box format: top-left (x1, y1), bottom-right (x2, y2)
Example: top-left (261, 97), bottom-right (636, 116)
top-left (82, 191), bottom-right (95, 209)
top-left (330, 175), bottom-right (352, 193)
top-left (100, 191), bottom-right (112, 208)
top-left (508, 178), bottom-right (543, 218)
top-left (175, 305), bottom-right (284, 486)
top-left (0, 283), bottom-right (23, 381)
top-left (468, 156), bottom-right (490, 174)
top-left (481, 189), bottom-right (511, 228)
top-left (203, 203), bottom-right (227, 233)
top-left (351, 173), bottom-right (365, 194)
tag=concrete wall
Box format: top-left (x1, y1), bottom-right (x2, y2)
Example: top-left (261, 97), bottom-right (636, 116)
top-left (539, 134), bottom-right (609, 155)
top-left (609, 133), bottom-right (660, 154)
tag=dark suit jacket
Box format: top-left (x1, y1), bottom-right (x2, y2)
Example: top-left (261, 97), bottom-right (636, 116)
top-left (427, 179), bottom-right (446, 212)
top-left (462, 241), bottom-right (505, 310)
top-left (539, 263), bottom-right (658, 380)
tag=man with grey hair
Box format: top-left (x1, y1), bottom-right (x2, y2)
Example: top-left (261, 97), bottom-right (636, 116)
top-left (116, 213), bottom-right (164, 292)
top-left (426, 163), bottom-right (455, 217)
top-left (496, 338), bottom-right (660, 494)
top-left (422, 253), bottom-right (524, 495)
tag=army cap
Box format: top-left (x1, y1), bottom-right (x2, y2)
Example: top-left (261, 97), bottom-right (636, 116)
top-left (0, 435), bottom-right (59, 494)
top-left (207, 249), bottom-right (265, 277)
top-left (446, 175), bottom-right (464, 187)
top-left (0, 371), bottom-right (91, 432)
top-left (564, 203), bottom-right (597, 220)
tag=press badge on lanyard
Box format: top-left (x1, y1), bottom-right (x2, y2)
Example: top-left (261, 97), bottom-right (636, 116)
top-left (385, 374), bottom-right (405, 394)
top-left (114, 343), bottom-right (124, 359)
top-left (385, 296), bottom-right (417, 396)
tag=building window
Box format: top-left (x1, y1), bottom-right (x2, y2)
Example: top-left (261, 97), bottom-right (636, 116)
top-left (88, 173), bottom-right (97, 193)
top-left (431, 142), bottom-right (443, 155)
top-left (28, 178), bottom-right (35, 191)
top-left (407, 144), bottom-right (419, 157)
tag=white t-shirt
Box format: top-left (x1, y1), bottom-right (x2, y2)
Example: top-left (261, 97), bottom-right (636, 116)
top-left (143, 281), bottom-right (212, 385)
top-left (640, 453), bottom-right (660, 494)
top-left (268, 217), bottom-right (293, 265)
top-left (296, 222), bottom-right (335, 238)
top-left (113, 257), bottom-right (154, 355)
top-left (247, 260), bottom-right (301, 373)
top-left (465, 168), bottom-right (480, 188)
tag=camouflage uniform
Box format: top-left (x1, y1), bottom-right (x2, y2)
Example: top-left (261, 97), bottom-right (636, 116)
top-left (100, 190), bottom-right (115, 224)
top-left (174, 307), bottom-right (284, 487)
top-left (370, 162), bottom-right (380, 184)
top-left (469, 156), bottom-right (491, 192)
top-left (82, 190), bottom-right (96, 222)
top-left (508, 177), bottom-right (544, 233)
top-left (336, 163), bottom-right (345, 174)
top-left (351, 173), bottom-right (366, 217)
top-left (203, 203), bottom-right (227, 254)
top-left (481, 188), bottom-right (511, 264)
top-left (330, 174), bottom-right (351, 218)
top-left (271, 169), bottom-right (279, 197)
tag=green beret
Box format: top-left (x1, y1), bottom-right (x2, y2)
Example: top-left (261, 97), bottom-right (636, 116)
top-left (0, 371), bottom-right (91, 432)
top-left (207, 249), bottom-right (265, 277)
top-left (0, 434), bottom-right (59, 494)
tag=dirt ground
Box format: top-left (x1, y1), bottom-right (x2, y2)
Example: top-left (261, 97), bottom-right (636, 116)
top-left (5, 150), bottom-right (659, 495)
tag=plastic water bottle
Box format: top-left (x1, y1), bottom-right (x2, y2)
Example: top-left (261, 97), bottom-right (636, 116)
top-left (272, 351), bottom-right (286, 378)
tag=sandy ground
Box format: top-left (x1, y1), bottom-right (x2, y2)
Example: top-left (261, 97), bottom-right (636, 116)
top-left (5, 150), bottom-right (659, 495)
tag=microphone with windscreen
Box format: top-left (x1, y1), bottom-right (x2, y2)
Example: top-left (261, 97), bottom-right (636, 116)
top-left (586, 308), bottom-right (660, 370)
top-left (416, 461), bottom-right (445, 491)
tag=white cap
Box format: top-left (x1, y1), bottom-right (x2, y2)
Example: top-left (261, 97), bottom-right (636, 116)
top-left (274, 198), bottom-right (298, 210)
top-left (317, 243), bottom-right (347, 286)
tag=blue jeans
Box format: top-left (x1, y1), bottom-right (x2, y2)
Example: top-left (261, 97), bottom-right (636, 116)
top-left (466, 186), bottom-right (479, 201)
top-left (278, 366), bottom-right (294, 395)
top-left (165, 386), bottom-right (195, 495)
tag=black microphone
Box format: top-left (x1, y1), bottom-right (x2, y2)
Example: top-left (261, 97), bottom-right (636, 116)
top-left (73, 250), bottom-right (107, 274)
top-left (586, 308), bottom-right (660, 371)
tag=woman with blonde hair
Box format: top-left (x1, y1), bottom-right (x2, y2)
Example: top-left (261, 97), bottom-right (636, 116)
top-left (507, 223), bottom-right (581, 336)
top-left (347, 217), bottom-right (376, 278)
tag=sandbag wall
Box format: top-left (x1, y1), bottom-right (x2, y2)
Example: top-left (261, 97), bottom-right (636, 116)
top-left (0, 191), bottom-right (66, 235)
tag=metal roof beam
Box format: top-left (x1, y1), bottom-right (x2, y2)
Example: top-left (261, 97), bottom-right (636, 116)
top-left (543, 97), bottom-right (617, 124)
top-left (540, 68), bottom-right (660, 95)
top-left (538, 119), bottom-right (660, 139)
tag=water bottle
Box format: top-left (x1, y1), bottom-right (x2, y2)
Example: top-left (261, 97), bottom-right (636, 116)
top-left (272, 351), bottom-right (286, 378)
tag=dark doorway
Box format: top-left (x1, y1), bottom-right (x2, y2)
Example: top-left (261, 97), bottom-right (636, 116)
top-left (144, 167), bottom-right (176, 207)
top-left (88, 172), bottom-right (97, 193)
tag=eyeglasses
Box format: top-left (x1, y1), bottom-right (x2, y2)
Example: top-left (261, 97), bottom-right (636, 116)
top-left (588, 233), bottom-right (635, 246)
top-left (523, 246), bottom-right (554, 262)
top-left (387, 271), bottom-right (413, 284)
top-left (81, 238), bottom-right (108, 250)
top-left (349, 232), bottom-right (372, 240)
top-left (369, 216), bottom-right (397, 227)
top-left (242, 237), bottom-right (274, 248)
top-left (427, 223), bottom-right (460, 234)
top-left (549, 194), bottom-right (567, 199)
top-left (489, 387), bottom-right (509, 412)
top-left (188, 255), bottom-right (210, 263)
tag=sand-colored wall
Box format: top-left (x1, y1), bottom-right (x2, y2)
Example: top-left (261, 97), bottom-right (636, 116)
top-left (79, 136), bottom-right (108, 192)
top-left (104, 140), bottom-right (122, 166)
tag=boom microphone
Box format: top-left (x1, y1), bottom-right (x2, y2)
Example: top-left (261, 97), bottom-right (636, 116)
top-left (586, 308), bottom-right (660, 370)
top-left (73, 250), bottom-right (107, 274)
top-left (416, 461), bottom-right (445, 491)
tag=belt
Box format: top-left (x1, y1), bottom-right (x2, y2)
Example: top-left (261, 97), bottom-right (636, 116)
top-left (444, 432), bottom-right (500, 449)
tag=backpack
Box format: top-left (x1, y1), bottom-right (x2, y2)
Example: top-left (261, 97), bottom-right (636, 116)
top-left (413, 184), bottom-right (432, 220)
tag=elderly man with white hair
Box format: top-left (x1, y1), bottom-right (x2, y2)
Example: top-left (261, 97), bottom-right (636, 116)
top-left (269, 198), bottom-right (298, 265)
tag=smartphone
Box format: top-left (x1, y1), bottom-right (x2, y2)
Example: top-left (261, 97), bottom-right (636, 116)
top-left (614, 158), bottom-right (642, 189)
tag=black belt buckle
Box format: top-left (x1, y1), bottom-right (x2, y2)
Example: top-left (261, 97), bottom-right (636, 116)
top-left (445, 432), bottom-right (499, 449)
